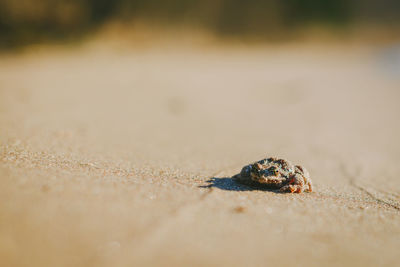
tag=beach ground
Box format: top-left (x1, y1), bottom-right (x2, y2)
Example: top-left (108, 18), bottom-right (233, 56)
top-left (1, 40), bottom-right (400, 266)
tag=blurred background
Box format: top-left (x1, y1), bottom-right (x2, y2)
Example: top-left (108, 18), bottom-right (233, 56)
top-left (1, 0), bottom-right (400, 48)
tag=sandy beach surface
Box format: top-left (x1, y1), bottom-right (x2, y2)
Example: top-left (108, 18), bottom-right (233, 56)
top-left (1, 41), bottom-right (400, 266)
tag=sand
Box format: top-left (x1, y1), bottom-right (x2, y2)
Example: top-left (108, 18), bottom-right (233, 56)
top-left (1, 41), bottom-right (400, 267)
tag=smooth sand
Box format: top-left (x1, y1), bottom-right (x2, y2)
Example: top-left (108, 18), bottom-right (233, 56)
top-left (1, 41), bottom-right (400, 266)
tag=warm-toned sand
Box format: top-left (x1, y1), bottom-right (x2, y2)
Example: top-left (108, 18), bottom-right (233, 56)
top-left (1, 41), bottom-right (400, 267)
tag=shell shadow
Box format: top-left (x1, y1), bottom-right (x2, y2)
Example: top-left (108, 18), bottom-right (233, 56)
top-left (199, 177), bottom-right (281, 193)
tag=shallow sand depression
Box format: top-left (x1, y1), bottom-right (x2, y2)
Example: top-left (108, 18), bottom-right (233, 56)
top-left (1, 41), bottom-right (400, 266)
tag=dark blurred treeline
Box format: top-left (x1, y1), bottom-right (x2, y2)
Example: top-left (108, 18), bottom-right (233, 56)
top-left (0, 0), bottom-right (399, 47)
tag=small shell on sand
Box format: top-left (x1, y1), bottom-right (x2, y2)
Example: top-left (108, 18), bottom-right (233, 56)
top-left (232, 157), bottom-right (312, 193)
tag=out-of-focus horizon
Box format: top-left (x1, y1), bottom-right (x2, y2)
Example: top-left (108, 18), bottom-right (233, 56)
top-left (1, 0), bottom-right (400, 48)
